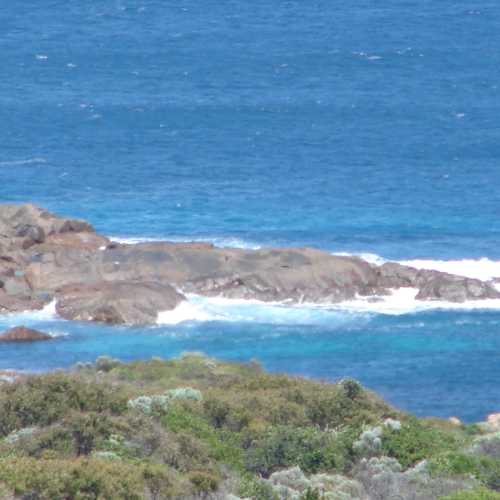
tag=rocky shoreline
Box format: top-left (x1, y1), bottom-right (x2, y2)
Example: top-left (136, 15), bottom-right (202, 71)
top-left (1, 203), bottom-right (499, 325)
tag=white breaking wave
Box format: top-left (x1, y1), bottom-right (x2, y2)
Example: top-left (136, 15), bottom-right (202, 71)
top-left (157, 300), bottom-right (223, 325)
top-left (333, 252), bottom-right (500, 281)
top-left (157, 294), bottom-right (357, 326)
top-left (157, 288), bottom-right (500, 326)
top-left (0, 300), bottom-right (58, 327)
top-left (328, 288), bottom-right (500, 315)
top-left (110, 236), bottom-right (166, 244)
top-left (333, 252), bottom-right (388, 266)
top-left (399, 258), bottom-right (500, 281)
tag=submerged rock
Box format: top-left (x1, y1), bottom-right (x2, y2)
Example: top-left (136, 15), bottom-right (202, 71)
top-left (0, 326), bottom-right (52, 342)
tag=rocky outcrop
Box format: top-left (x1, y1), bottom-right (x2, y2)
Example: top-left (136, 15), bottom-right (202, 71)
top-left (0, 204), bottom-right (96, 251)
top-left (0, 203), bottom-right (499, 325)
top-left (0, 326), bottom-right (52, 342)
top-left (55, 281), bottom-right (185, 325)
top-left (377, 262), bottom-right (499, 301)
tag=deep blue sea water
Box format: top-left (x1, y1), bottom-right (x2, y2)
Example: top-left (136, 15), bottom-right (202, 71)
top-left (1, 1), bottom-right (500, 421)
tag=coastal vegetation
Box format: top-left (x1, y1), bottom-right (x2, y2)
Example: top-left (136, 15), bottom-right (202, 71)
top-left (0, 353), bottom-right (498, 499)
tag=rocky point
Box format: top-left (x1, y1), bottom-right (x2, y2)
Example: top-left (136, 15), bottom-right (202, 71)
top-left (0, 203), bottom-right (498, 325)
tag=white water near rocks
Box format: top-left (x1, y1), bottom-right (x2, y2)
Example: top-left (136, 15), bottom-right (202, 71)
top-left (156, 288), bottom-right (500, 326)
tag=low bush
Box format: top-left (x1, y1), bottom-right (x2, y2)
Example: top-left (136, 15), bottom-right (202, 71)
top-left (244, 425), bottom-right (345, 476)
top-left (0, 374), bottom-right (127, 436)
top-left (381, 417), bottom-right (461, 467)
top-left (0, 356), bottom-right (485, 499)
top-left (429, 452), bottom-right (500, 491)
top-left (188, 470), bottom-right (219, 494)
top-left (470, 433), bottom-right (500, 459)
top-left (0, 457), bottom-right (145, 499)
top-left (440, 487), bottom-right (500, 500)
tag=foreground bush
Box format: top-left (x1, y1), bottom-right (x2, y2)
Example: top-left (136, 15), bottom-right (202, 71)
top-left (0, 355), bottom-right (496, 499)
top-left (0, 373), bottom-right (127, 436)
top-left (0, 457), bottom-right (174, 499)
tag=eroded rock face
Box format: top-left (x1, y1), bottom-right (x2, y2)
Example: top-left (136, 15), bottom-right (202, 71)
top-left (0, 326), bottom-right (52, 342)
top-left (0, 203), bottom-right (499, 325)
top-left (55, 281), bottom-right (185, 325)
top-left (0, 289), bottom-right (46, 314)
top-left (0, 204), bottom-right (95, 251)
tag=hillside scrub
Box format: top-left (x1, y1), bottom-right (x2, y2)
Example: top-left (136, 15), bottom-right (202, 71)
top-left (0, 353), bottom-right (498, 499)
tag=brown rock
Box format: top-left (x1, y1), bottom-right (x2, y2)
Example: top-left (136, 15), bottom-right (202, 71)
top-left (43, 232), bottom-right (110, 251)
top-left (415, 275), bottom-right (499, 302)
top-left (0, 290), bottom-right (46, 313)
top-left (55, 281), bottom-right (185, 325)
top-left (1, 204), bottom-right (500, 325)
top-left (0, 326), bottom-right (52, 342)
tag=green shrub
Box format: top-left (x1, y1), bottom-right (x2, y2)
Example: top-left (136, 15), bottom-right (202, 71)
top-left (339, 379), bottom-right (363, 400)
top-left (430, 452), bottom-right (500, 491)
top-left (0, 374), bottom-right (127, 436)
top-left (439, 487), bottom-right (500, 499)
top-left (0, 457), bottom-right (146, 499)
top-left (188, 471), bottom-right (219, 494)
top-left (142, 463), bottom-right (177, 499)
top-left (67, 412), bottom-right (112, 456)
top-left (203, 397), bottom-right (231, 428)
top-left (300, 488), bottom-right (323, 500)
top-left (162, 404), bottom-right (243, 469)
top-left (381, 417), bottom-right (460, 467)
top-left (244, 426), bottom-right (344, 476)
top-left (304, 383), bottom-right (380, 430)
top-left (95, 356), bottom-right (123, 372)
top-left (15, 425), bottom-right (73, 458)
top-left (238, 474), bottom-right (278, 500)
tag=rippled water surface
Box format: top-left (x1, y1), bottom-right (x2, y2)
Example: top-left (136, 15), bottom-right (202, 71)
top-left (1, 0), bottom-right (500, 421)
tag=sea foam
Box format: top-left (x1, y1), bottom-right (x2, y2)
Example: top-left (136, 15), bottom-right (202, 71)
top-left (157, 287), bottom-right (500, 326)
top-left (334, 252), bottom-right (500, 281)
top-left (398, 257), bottom-right (500, 281)
top-left (0, 300), bottom-right (58, 329)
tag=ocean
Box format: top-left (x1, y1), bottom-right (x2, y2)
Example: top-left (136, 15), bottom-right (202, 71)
top-left (1, 0), bottom-right (499, 422)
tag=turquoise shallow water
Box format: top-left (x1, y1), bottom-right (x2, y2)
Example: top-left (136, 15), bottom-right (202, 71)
top-left (1, 0), bottom-right (500, 421)
top-left (0, 307), bottom-right (499, 423)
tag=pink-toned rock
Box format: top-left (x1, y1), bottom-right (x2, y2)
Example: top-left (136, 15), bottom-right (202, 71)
top-left (0, 326), bottom-right (52, 342)
top-left (486, 413), bottom-right (500, 431)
